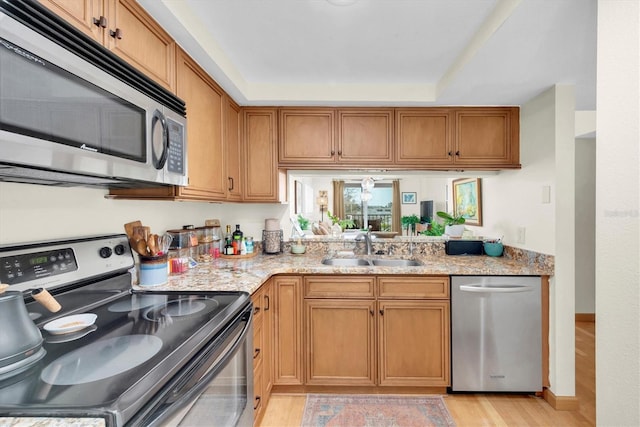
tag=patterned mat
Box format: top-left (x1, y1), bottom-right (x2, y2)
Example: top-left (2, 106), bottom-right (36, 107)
top-left (301, 394), bottom-right (456, 427)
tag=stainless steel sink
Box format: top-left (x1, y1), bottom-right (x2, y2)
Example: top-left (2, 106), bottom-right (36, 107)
top-left (321, 258), bottom-right (423, 267)
top-left (321, 258), bottom-right (371, 266)
top-left (370, 259), bottom-right (423, 267)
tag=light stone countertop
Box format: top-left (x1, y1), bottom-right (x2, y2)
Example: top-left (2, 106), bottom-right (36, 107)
top-left (134, 250), bottom-right (555, 295)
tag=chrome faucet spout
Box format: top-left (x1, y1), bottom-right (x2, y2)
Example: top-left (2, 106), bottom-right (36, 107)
top-left (356, 229), bottom-right (373, 255)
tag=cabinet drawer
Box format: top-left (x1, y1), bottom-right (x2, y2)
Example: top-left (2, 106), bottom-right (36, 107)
top-left (304, 276), bottom-right (375, 298)
top-left (377, 276), bottom-right (450, 299)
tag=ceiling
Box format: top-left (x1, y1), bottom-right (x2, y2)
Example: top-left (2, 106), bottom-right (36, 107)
top-left (138, 0), bottom-right (597, 109)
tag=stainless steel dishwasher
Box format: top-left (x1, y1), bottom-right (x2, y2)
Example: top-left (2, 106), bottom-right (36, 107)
top-left (451, 276), bottom-right (542, 392)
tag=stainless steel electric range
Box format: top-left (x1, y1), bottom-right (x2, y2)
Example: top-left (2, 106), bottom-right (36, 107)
top-left (0, 234), bottom-right (253, 427)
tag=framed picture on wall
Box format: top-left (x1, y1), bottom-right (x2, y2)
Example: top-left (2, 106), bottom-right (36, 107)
top-left (401, 192), bottom-right (417, 204)
top-left (452, 178), bottom-right (482, 226)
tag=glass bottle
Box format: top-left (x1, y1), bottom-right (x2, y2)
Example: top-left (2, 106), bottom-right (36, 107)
top-left (232, 224), bottom-right (243, 255)
top-left (224, 225), bottom-right (234, 255)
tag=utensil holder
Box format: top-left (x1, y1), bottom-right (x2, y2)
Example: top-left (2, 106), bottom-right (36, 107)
top-left (139, 254), bottom-right (168, 286)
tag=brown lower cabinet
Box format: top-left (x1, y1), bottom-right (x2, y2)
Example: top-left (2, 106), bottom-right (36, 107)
top-left (251, 279), bottom-right (273, 427)
top-left (269, 274), bottom-right (450, 392)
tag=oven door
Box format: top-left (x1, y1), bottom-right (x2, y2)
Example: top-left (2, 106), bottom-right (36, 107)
top-left (132, 304), bottom-right (253, 427)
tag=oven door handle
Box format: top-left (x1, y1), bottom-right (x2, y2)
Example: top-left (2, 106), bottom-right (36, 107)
top-left (139, 305), bottom-right (253, 427)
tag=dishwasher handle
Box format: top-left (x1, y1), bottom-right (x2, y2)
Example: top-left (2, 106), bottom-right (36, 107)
top-left (459, 284), bottom-right (536, 293)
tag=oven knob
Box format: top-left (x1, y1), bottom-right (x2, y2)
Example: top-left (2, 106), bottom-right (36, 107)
top-left (99, 246), bottom-right (113, 258)
top-left (114, 244), bottom-right (126, 255)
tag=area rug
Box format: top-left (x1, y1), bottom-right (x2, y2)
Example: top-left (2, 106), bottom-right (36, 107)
top-left (301, 394), bottom-right (456, 427)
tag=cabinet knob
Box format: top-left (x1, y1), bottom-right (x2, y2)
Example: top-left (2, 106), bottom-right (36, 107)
top-left (338, 150), bottom-right (342, 156)
top-left (330, 150), bottom-right (335, 155)
top-left (379, 309), bottom-right (384, 316)
top-left (455, 151), bottom-right (460, 156)
top-left (448, 151), bottom-right (452, 156)
top-left (253, 306), bottom-right (261, 314)
top-left (369, 309), bottom-right (374, 316)
top-left (93, 16), bottom-right (107, 28)
top-left (109, 28), bottom-right (123, 39)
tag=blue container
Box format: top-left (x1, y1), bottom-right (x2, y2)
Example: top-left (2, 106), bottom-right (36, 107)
top-left (483, 242), bottom-right (504, 257)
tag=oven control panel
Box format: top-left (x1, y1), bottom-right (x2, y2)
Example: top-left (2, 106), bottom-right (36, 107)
top-left (0, 234), bottom-right (134, 293)
top-left (1, 247), bottom-right (78, 285)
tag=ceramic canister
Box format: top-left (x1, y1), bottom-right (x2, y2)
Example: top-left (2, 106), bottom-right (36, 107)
top-left (139, 254), bottom-right (168, 286)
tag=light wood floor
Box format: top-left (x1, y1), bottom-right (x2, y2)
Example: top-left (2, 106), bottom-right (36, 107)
top-left (260, 321), bottom-right (595, 427)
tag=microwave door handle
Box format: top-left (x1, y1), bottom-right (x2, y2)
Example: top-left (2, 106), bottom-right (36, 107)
top-left (151, 109), bottom-right (169, 169)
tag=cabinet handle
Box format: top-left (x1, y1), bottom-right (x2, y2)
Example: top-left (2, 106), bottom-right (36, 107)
top-left (109, 28), bottom-right (123, 39)
top-left (228, 177), bottom-right (234, 191)
top-left (330, 150), bottom-right (335, 155)
top-left (338, 150), bottom-right (342, 156)
top-left (448, 151), bottom-right (452, 156)
top-left (379, 309), bottom-right (384, 316)
top-left (264, 295), bottom-right (270, 311)
top-left (253, 306), bottom-right (261, 314)
top-left (455, 151), bottom-right (460, 156)
top-left (369, 309), bottom-right (374, 316)
top-left (254, 396), bottom-right (261, 410)
top-left (93, 16), bottom-right (107, 28)
top-left (254, 348), bottom-right (261, 359)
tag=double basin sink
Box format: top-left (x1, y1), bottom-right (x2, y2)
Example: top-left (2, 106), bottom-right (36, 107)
top-left (321, 258), bottom-right (422, 267)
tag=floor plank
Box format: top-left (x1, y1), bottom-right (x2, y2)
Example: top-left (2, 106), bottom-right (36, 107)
top-left (260, 321), bottom-right (595, 426)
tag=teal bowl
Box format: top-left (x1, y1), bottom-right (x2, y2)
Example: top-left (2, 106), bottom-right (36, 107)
top-left (483, 242), bottom-right (504, 257)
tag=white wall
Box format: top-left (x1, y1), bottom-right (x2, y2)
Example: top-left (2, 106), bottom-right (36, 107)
top-left (0, 182), bottom-right (289, 244)
top-left (596, 1), bottom-right (640, 425)
top-left (575, 138), bottom-right (596, 314)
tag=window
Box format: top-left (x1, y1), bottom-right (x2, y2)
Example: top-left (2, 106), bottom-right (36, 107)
top-left (343, 183), bottom-right (392, 231)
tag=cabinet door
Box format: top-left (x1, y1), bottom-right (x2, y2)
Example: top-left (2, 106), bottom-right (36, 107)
top-left (337, 109), bottom-right (394, 164)
top-left (305, 299), bottom-right (376, 386)
top-left (224, 97), bottom-right (243, 201)
top-left (454, 107), bottom-right (519, 167)
top-left (243, 108), bottom-right (281, 202)
top-left (278, 109), bottom-right (336, 165)
top-left (395, 109), bottom-right (453, 165)
top-left (176, 50), bottom-right (226, 200)
top-left (106, 0), bottom-right (176, 91)
top-left (378, 300), bottom-right (450, 386)
top-left (273, 276), bottom-right (303, 385)
top-left (261, 280), bottom-right (274, 407)
top-left (39, 0), bottom-right (105, 43)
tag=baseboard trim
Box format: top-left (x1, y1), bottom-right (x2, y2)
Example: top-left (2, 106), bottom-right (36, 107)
top-left (543, 388), bottom-right (580, 411)
top-left (575, 313), bottom-right (595, 322)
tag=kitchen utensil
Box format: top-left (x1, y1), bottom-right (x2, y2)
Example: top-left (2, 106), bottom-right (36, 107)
top-left (147, 234), bottom-right (159, 256)
top-left (136, 239), bottom-right (149, 256)
top-left (124, 220), bottom-right (142, 239)
top-left (159, 234), bottom-right (173, 254)
top-left (31, 288), bottom-right (62, 312)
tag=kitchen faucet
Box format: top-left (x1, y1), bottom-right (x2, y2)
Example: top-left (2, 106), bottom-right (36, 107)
top-left (356, 228), bottom-right (373, 255)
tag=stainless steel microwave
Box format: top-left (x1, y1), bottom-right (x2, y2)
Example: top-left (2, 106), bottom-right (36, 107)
top-left (0, 3), bottom-right (188, 188)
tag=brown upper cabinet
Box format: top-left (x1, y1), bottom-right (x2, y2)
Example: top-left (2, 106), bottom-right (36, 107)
top-left (243, 109), bottom-right (285, 203)
top-left (395, 107), bottom-right (520, 169)
top-left (224, 97), bottom-right (243, 201)
top-left (39, 0), bottom-right (176, 92)
top-left (110, 48), bottom-right (228, 201)
top-left (279, 108), bottom-right (394, 167)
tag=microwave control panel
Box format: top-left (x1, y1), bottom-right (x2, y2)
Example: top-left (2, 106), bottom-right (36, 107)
top-left (166, 118), bottom-right (185, 175)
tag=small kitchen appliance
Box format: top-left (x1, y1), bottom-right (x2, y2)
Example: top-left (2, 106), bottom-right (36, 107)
top-left (0, 2), bottom-right (187, 188)
top-left (0, 234), bottom-right (253, 426)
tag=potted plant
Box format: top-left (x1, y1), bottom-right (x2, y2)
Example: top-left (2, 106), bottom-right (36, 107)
top-left (296, 214), bottom-right (310, 231)
top-left (401, 214), bottom-right (420, 235)
top-left (327, 211), bottom-right (355, 233)
top-left (436, 211), bottom-right (466, 237)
